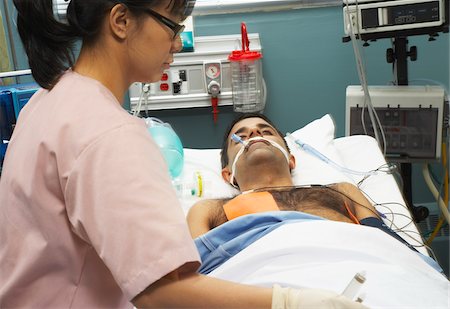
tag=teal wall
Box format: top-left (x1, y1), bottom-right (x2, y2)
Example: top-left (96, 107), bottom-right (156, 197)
top-left (1, 3), bottom-right (449, 205)
top-left (153, 6), bottom-right (449, 205)
top-left (155, 6), bottom-right (448, 149)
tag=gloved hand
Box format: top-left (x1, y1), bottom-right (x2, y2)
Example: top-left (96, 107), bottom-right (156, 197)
top-left (272, 284), bottom-right (369, 309)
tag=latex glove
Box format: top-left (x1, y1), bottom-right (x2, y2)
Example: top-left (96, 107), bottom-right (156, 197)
top-left (272, 284), bottom-right (369, 309)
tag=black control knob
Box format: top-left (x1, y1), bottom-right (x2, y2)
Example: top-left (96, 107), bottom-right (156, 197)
top-left (413, 205), bottom-right (429, 223)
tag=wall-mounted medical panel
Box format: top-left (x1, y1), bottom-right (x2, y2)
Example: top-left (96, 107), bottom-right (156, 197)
top-left (129, 33), bottom-right (261, 111)
top-left (345, 85), bottom-right (446, 161)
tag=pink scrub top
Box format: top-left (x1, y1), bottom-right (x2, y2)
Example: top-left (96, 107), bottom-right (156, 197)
top-left (0, 70), bottom-right (200, 308)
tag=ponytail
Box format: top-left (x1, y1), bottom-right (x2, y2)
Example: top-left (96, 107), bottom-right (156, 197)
top-left (13, 0), bottom-right (78, 89)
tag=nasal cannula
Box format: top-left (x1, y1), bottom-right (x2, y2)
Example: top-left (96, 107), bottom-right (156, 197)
top-left (286, 133), bottom-right (378, 177)
top-left (231, 134), bottom-right (289, 161)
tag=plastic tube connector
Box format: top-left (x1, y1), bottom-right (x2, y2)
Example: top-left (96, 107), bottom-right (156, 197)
top-left (341, 271), bottom-right (366, 300)
top-left (231, 134), bottom-right (246, 145)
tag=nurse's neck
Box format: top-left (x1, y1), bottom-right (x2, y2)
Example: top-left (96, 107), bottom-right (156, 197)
top-left (74, 45), bottom-right (129, 105)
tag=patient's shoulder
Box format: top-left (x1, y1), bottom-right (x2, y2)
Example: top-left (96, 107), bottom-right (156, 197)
top-left (191, 198), bottom-right (230, 221)
top-left (187, 198), bottom-right (229, 238)
top-left (332, 182), bottom-right (357, 190)
top-left (188, 198), bottom-right (227, 214)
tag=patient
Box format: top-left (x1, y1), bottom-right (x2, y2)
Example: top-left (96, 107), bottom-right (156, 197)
top-left (185, 113), bottom-right (440, 275)
top-left (188, 113), bottom-right (400, 240)
top-left (185, 114), bottom-right (447, 307)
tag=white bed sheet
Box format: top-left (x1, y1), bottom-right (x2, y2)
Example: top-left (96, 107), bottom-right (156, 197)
top-left (208, 221), bottom-right (449, 309)
top-left (179, 114), bottom-right (426, 254)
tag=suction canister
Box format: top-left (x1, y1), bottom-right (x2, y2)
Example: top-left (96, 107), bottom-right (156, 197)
top-left (228, 22), bottom-right (265, 113)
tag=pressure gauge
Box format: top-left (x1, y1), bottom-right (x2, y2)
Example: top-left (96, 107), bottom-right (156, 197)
top-left (203, 61), bottom-right (222, 123)
top-left (204, 61), bottom-right (222, 96)
top-left (205, 63), bottom-right (221, 79)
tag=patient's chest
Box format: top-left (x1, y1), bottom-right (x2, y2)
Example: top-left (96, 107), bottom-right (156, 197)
top-left (210, 187), bottom-right (353, 229)
top-left (272, 187), bottom-right (347, 214)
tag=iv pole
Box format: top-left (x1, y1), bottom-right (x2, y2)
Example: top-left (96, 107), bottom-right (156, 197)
top-left (386, 36), bottom-right (434, 223)
top-left (343, 0), bottom-right (449, 222)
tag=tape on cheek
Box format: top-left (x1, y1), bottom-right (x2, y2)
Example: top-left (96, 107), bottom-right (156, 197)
top-left (229, 146), bottom-right (246, 188)
top-left (268, 140), bottom-right (290, 163)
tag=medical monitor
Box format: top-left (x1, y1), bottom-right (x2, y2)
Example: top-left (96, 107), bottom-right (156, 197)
top-left (343, 0), bottom-right (449, 41)
top-left (345, 85), bottom-right (447, 161)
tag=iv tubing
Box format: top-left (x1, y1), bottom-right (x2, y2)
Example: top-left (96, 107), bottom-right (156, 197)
top-left (344, 0), bottom-right (387, 155)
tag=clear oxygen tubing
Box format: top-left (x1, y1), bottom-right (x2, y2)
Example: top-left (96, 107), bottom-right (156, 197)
top-left (422, 163), bottom-right (450, 224)
top-left (229, 134), bottom-right (290, 188)
top-left (343, 0), bottom-right (387, 155)
top-left (286, 133), bottom-right (380, 177)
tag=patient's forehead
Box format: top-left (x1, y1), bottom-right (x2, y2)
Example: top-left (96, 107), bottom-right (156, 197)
top-left (229, 117), bottom-right (275, 135)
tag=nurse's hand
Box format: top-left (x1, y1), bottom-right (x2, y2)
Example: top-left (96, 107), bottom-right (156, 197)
top-left (272, 284), bottom-right (369, 309)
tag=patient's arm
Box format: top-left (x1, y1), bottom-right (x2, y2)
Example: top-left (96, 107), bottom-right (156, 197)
top-left (187, 199), bottom-right (220, 238)
top-left (335, 184), bottom-right (421, 252)
top-left (334, 182), bottom-right (380, 221)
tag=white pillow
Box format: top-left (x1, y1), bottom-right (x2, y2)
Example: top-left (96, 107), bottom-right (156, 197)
top-left (178, 114), bottom-right (354, 213)
top-left (286, 114), bottom-right (354, 186)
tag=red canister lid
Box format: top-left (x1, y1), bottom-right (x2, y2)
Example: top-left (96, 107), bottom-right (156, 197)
top-left (228, 50), bottom-right (262, 61)
top-left (228, 22), bottom-right (263, 61)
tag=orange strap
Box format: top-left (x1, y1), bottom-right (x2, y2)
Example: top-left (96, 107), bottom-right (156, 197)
top-left (223, 191), bottom-right (279, 221)
top-left (344, 200), bottom-right (360, 224)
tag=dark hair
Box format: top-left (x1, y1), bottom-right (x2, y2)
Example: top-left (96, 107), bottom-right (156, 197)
top-left (220, 113), bottom-right (290, 168)
top-left (13, 0), bottom-right (194, 89)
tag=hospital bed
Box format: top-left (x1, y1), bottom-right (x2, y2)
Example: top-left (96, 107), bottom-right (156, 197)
top-left (177, 114), bottom-right (449, 308)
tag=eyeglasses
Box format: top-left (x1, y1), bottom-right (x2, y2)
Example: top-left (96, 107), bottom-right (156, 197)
top-left (144, 9), bottom-right (185, 40)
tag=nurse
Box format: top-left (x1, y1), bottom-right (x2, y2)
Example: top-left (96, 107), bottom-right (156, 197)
top-left (0, 0), bottom-right (367, 308)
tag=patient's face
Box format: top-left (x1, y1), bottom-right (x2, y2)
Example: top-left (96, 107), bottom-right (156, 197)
top-left (226, 117), bottom-right (289, 168)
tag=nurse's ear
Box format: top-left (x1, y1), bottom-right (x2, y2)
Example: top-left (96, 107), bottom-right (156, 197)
top-left (108, 4), bottom-right (131, 40)
top-left (172, 35), bottom-right (183, 53)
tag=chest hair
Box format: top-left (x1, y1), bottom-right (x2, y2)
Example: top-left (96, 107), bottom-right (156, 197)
top-left (209, 187), bottom-right (352, 229)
